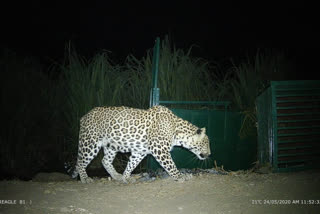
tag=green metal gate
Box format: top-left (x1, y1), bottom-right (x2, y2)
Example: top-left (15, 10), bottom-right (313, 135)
top-left (147, 37), bottom-right (256, 171)
top-left (256, 81), bottom-right (320, 172)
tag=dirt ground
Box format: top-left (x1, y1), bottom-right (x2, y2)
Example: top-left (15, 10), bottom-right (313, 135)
top-left (0, 170), bottom-right (320, 214)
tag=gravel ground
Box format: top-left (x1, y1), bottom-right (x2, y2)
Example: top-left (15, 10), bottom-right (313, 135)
top-left (0, 170), bottom-right (319, 214)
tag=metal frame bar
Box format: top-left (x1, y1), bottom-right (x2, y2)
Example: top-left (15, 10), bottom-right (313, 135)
top-left (271, 82), bottom-right (279, 171)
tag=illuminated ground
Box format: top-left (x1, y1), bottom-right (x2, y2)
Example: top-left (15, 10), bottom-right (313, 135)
top-left (1, 170), bottom-right (319, 214)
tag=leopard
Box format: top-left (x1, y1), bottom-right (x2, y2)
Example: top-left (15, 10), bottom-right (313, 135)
top-left (72, 105), bottom-right (211, 183)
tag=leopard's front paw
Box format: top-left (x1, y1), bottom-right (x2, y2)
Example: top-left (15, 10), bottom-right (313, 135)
top-left (176, 173), bottom-right (193, 183)
top-left (183, 173), bottom-right (193, 180)
top-left (110, 173), bottom-right (123, 181)
top-left (122, 176), bottom-right (136, 184)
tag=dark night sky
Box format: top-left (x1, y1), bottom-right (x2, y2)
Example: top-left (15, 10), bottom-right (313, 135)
top-left (1, 1), bottom-right (319, 69)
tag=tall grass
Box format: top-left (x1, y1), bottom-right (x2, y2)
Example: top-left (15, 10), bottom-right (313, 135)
top-left (124, 36), bottom-right (219, 108)
top-left (122, 54), bottom-right (151, 108)
top-left (156, 36), bottom-right (216, 101)
top-left (60, 47), bottom-right (128, 160)
top-left (219, 50), bottom-right (293, 138)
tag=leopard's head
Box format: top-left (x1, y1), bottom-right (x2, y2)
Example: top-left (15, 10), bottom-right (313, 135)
top-left (175, 127), bottom-right (211, 160)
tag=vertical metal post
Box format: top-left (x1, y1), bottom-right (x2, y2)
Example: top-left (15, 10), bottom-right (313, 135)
top-left (150, 37), bottom-right (160, 107)
top-left (148, 37), bottom-right (161, 171)
top-left (271, 82), bottom-right (278, 171)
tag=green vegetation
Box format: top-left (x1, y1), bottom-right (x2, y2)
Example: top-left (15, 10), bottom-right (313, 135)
top-left (0, 40), bottom-right (293, 179)
top-left (218, 50), bottom-right (293, 138)
top-left (60, 47), bottom-right (126, 155)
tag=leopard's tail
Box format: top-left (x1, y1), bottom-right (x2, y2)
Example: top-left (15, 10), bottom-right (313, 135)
top-left (71, 167), bottom-right (79, 179)
top-left (64, 161), bottom-right (79, 178)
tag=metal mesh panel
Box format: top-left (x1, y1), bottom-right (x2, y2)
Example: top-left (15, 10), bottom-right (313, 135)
top-left (257, 81), bottom-right (320, 172)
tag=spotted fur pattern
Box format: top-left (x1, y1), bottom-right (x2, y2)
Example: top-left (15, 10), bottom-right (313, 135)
top-left (72, 105), bottom-right (211, 183)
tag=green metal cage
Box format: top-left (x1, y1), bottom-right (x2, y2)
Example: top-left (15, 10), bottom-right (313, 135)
top-left (256, 81), bottom-right (320, 172)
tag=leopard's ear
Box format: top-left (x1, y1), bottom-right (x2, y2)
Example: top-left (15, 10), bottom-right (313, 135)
top-left (196, 128), bottom-right (206, 135)
top-left (201, 127), bottom-right (206, 134)
top-left (196, 129), bottom-right (202, 135)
